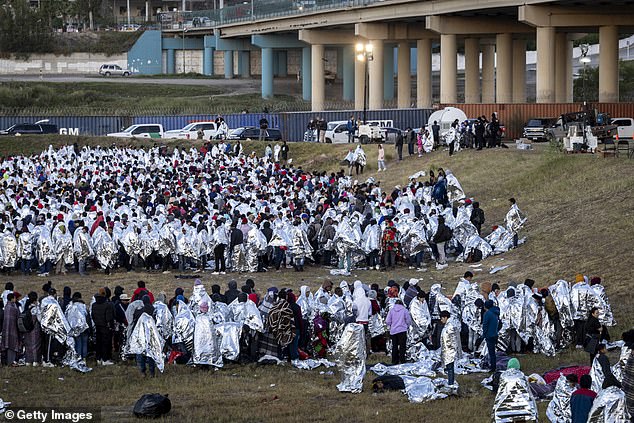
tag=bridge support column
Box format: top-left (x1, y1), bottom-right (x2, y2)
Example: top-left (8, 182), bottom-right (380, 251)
top-left (262, 47), bottom-right (274, 99)
top-left (512, 38), bottom-right (526, 103)
top-left (224, 50), bottom-right (234, 79)
top-left (440, 33), bottom-right (457, 104)
top-left (416, 38), bottom-right (432, 108)
top-left (203, 47), bottom-right (214, 76)
top-left (397, 42), bottom-right (411, 108)
top-left (464, 38), bottom-right (480, 104)
top-left (555, 32), bottom-right (569, 103)
top-left (482, 42), bottom-right (495, 103)
top-left (302, 47), bottom-right (311, 101)
top-left (342, 45), bottom-right (355, 102)
top-left (355, 52), bottom-right (364, 110)
top-left (383, 44), bottom-right (394, 102)
top-left (311, 44), bottom-right (325, 111)
top-left (496, 33), bottom-right (512, 104)
top-left (599, 25), bottom-right (619, 102)
top-left (536, 26), bottom-right (556, 103)
top-left (369, 39), bottom-right (384, 110)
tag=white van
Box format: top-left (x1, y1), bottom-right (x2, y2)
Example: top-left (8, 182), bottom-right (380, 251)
top-left (107, 124), bottom-right (164, 139)
top-left (324, 119), bottom-right (394, 144)
top-left (163, 121), bottom-right (219, 140)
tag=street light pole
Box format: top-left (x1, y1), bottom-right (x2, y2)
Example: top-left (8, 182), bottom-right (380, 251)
top-left (355, 41), bottom-right (373, 124)
top-left (182, 28), bottom-right (188, 73)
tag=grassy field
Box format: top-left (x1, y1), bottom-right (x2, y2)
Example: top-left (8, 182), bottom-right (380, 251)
top-left (0, 138), bottom-right (633, 422)
top-left (0, 81), bottom-right (300, 115)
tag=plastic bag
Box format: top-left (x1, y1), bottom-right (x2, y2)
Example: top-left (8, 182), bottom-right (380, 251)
top-left (133, 393), bottom-right (171, 418)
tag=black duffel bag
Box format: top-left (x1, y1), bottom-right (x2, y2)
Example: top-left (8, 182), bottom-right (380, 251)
top-left (133, 393), bottom-right (171, 418)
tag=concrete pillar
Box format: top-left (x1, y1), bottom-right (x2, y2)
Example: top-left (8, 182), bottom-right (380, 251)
top-left (397, 42), bottom-right (411, 108)
top-left (512, 39), bottom-right (526, 103)
top-left (482, 43), bottom-right (495, 104)
top-left (416, 38), bottom-right (432, 108)
top-left (383, 44), bottom-right (394, 102)
top-left (261, 47), bottom-right (274, 99)
top-left (302, 47), bottom-right (311, 101)
top-left (203, 47), bottom-right (214, 76)
top-left (278, 50), bottom-right (288, 77)
top-left (464, 38), bottom-right (480, 104)
top-left (224, 50), bottom-right (234, 79)
top-left (369, 39), bottom-right (384, 110)
top-left (554, 32), bottom-right (568, 103)
top-left (342, 45), bottom-right (355, 101)
top-left (166, 48), bottom-right (175, 74)
top-left (336, 47), bottom-right (344, 79)
top-left (496, 33), bottom-right (513, 104)
top-left (440, 34), bottom-right (457, 104)
top-left (354, 55), bottom-right (365, 110)
top-left (238, 51), bottom-right (250, 78)
top-left (599, 25), bottom-right (619, 102)
top-left (311, 44), bottom-right (325, 111)
top-left (565, 40), bottom-right (573, 103)
top-left (536, 26), bottom-right (556, 103)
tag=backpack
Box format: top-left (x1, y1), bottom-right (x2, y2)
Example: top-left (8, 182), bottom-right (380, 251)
top-left (18, 307), bottom-right (34, 333)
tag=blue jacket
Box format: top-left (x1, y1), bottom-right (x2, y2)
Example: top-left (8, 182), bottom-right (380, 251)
top-left (482, 306), bottom-right (500, 339)
top-left (571, 389), bottom-right (596, 423)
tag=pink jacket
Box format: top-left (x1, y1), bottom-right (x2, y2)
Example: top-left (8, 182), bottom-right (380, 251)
top-left (378, 149), bottom-right (385, 160)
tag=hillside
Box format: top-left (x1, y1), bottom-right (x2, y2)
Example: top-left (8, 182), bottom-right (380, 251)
top-left (0, 137), bottom-right (632, 422)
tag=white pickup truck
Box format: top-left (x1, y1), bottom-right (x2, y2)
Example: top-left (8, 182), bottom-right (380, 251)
top-left (163, 121), bottom-right (223, 140)
top-left (107, 124), bottom-right (164, 139)
top-left (611, 118), bottom-right (634, 139)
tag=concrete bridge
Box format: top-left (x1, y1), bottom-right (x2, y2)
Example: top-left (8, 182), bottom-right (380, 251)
top-left (149, 0), bottom-right (634, 110)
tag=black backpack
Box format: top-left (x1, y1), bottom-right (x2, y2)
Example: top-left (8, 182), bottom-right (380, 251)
top-left (18, 307), bottom-right (34, 333)
top-left (133, 393), bottom-right (171, 418)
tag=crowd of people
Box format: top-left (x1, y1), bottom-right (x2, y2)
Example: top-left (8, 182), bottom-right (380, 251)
top-left (0, 142), bottom-right (526, 278)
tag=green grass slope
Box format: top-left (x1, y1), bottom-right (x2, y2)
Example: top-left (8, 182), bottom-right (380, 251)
top-left (0, 138), bottom-right (632, 422)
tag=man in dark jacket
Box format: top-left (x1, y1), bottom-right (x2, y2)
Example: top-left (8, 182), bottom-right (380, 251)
top-left (432, 216), bottom-right (452, 268)
top-left (431, 120), bottom-right (440, 148)
top-left (225, 280), bottom-right (240, 304)
top-left (470, 202), bottom-right (485, 235)
top-left (91, 288), bottom-right (115, 365)
top-left (406, 128), bottom-right (416, 156)
top-left (482, 300), bottom-right (500, 371)
top-left (395, 131), bottom-right (404, 161)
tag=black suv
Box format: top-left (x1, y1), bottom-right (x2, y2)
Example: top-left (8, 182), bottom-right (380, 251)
top-left (228, 127), bottom-right (282, 141)
top-left (0, 122), bottom-right (59, 136)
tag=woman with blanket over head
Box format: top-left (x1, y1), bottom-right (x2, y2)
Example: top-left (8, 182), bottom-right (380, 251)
top-left (266, 289), bottom-right (295, 360)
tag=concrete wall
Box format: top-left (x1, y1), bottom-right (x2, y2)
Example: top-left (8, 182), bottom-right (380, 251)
top-left (175, 50), bottom-right (203, 73)
top-left (0, 53), bottom-right (127, 74)
top-left (127, 30), bottom-right (162, 74)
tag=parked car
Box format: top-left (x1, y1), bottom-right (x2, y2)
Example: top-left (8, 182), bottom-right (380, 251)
top-left (163, 122), bottom-right (219, 140)
top-left (0, 120), bottom-right (58, 136)
top-left (611, 117), bottom-right (634, 139)
top-left (99, 64), bottom-right (132, 77)
top-left (522, 117), bottom-right (557, 141)
top-left (107, 124), bottom-right (164, 139)
top-left (227, 127), bottom-right (282, 141)
top-left (381, 127), bottom-right (404, 144)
